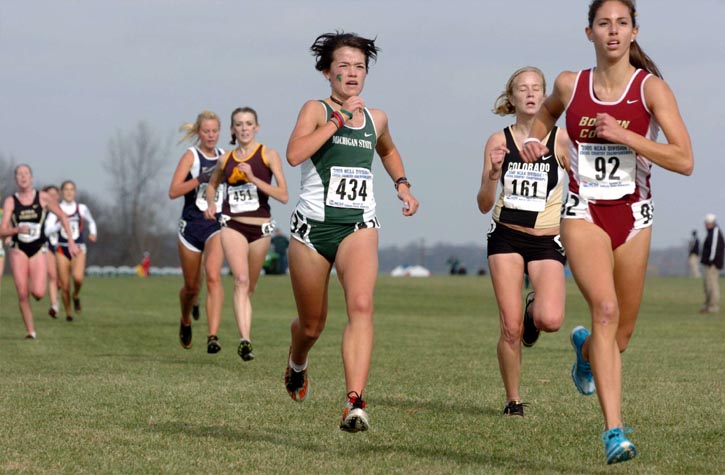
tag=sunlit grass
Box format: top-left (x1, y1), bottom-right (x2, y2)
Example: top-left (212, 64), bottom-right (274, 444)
top-left (0, 275), bottom-right (721, 474)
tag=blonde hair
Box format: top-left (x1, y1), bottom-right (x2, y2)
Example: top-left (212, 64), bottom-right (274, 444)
top-left (492, 66), bottom-right (547, 116)
top-left (178, 110), bottom-right (221, 144)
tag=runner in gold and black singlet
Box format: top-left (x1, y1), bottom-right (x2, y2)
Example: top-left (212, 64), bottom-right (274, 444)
top-left (283, 31), bottom-right (419, 433)
top-left (477, 66), bottom-right (569, 418)
top-left (204, 106), bottom-right (288, 362)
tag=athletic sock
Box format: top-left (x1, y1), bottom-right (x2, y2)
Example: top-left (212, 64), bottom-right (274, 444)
top-left (289, 356), bottom-right (308, 372)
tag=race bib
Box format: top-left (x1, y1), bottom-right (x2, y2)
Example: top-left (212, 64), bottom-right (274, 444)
top-left (196, 183), bottom-right (225, 212)
top-left (261, 221), bottom-right (276, 236)
top-left (632, 199), bottom-right (654, 229)
top-left (561, 192), bottom-right (587, 220)
top-left (227, 183), bottom-right (259, 214)
top-left (60, 220), bottom-right (81, 241)
top-left (18, 222), bottom-right (41, 243)
top-left (326, 166), bottom-right (374, 210)
top-left (502, 165), bottom-right (549, 212)
top-left (578, 143), bottom-right (636, 200)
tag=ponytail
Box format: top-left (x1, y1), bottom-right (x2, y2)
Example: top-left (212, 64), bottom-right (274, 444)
top-left (630, 40), bottom-right (662, 78)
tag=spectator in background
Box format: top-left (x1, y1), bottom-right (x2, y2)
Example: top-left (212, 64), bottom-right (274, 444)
top-left (700, 214), bottom-right (723, 314)
top-left (688, 229), bottom-right (701, 278)
top-left (136, 251), bottom-right (151, 277)
top-left (271, 228), bottom-right (289, 274)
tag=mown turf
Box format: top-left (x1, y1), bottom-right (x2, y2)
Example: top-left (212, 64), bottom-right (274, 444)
top-left (0, 274), bottom-right (722, 474)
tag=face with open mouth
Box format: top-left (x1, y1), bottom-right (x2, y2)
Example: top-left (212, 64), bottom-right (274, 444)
top-left (198, 118), bottom-right (220, 152)
top-left (326, 46), bottom-right (367, 100)
top-left (231, 112), bottom-right (259, 146)
top-left (587, 0), bottom-right (637, 58)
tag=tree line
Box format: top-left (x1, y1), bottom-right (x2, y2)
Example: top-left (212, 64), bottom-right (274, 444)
top-left (1, 122), bottom-right (179, 267)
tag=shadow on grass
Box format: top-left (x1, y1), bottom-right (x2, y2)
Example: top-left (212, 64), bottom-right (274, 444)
top-left (375, 395), bottom-right (501, 417)
top-left (147, 420), bottom-right (588, 473)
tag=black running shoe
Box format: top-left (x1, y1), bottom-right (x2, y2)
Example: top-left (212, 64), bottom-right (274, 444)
top-left (522, 292), bottom-right (540, 348)
top-left (238, 340), bottom-right (255, 361)
top-left (503, 400), bottom-right (527, 417)
top-left (49, 308), bottom-right (57, 319)
top-left (66, 315), bottom-right (73, 322)
top-left (73, 297), bottom-right (82, 313)
top-left (192, 304), bottom-right (200, 321)
top-left (285, 366), bottom-right (309, 402)
top-left (179, 322), bottom-right (192, 349)
top-left (207, 335), bottom-right (221, 354)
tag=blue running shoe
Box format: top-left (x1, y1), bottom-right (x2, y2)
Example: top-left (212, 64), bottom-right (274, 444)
top-left (601, 427), bottom-right (637, 465)
top-left (570, 326), bottom-right (595, 395)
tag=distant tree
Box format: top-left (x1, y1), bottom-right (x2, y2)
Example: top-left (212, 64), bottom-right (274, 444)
top-left (102, 121), bottom-right (172, 265)
top-left (0, 152), bottom-right (17, 198)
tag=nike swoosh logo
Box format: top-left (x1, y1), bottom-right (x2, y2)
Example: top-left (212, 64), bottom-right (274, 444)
top-left (364, 133), bottom-right (373, 137)
top-left (626, 99), bottom-right (639, 104)
top-left (541, 155), bottom-right (552, 161)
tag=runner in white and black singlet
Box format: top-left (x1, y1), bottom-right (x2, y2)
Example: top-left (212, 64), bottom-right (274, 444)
top-left (477, 66), bottom-right (570, 419)
top-left (44, 180), bottom-right (97, 322)
top-left (283, 31), bottom-right (419, 433)
top-left (169, 111), bottom-right (225, 353)
top-left (521, 1), bottom-right (693, 464)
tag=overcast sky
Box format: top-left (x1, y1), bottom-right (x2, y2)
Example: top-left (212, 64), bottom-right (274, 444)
top-left (2, 1), bottom-right (723, 250)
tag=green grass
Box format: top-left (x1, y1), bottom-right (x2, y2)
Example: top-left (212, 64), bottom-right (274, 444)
top-left (0, 274), bottom-right (722, 474)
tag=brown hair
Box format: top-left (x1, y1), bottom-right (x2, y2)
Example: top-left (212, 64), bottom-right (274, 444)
top-left (178, 110), bottom-right (221, 144)
top-left (588, 0), bottom-right (662, 78)
top-left (310, 31), bottom-right (379, 72)
top-left (60, 180), bottom-right (76, 191)
top-left (492, 66), bottom-right (546, 116)
top-left (228, 107), bottom-right (259, 146)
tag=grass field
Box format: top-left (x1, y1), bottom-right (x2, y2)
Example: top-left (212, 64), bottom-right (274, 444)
top-left (0, 274), bottom-right (722, 474)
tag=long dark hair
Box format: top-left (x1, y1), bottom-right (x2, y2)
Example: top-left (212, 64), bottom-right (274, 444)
top-left (588, 0), bottom-right (662, 78)
top-left (310, 31), bottom-right (379, 72)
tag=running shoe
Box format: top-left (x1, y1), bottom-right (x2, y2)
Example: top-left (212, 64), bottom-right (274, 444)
top-left (207, 335), bottom-right (221, 354)
top-left (284, 365), bottom-right (309, 402)
top-left (503, 400), bottom-right (527, 417)
top-left (192, 304), bottom-right (200, 321)
top-left (66, 315), bottom-right (73, 322)
top-left (73, 297), bottom-right (81, 313)
top-left (522, 291), bottom-right (539, 347)
top-left (179, 322), bottom-right (192, 349)
top-left (25, 333), bottom-right (36, 340)
top-left (237, 340), bottom-right (255, 361)
top-left (601, 427), bottom-right (637, 465)
top-left (570, 326), bottom-right (595, 395)
top-left (48, 307), bottom-right (57, 319)
top-left (340, 391), bottom-right (369, 432)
